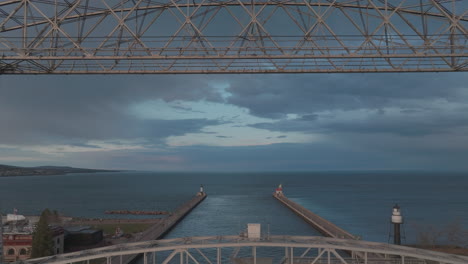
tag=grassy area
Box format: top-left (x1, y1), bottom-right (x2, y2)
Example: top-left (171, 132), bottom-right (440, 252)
top-left (92, 223), bottom-right (153, 235)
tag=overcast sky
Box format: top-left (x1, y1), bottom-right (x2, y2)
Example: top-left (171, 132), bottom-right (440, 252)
top-left (0, 72), bottom-right (467, 171)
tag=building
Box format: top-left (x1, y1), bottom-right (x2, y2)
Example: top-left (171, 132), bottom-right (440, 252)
top-left (1, 213), bottom-right (65, 262)
top-left (64, 226), bottom-right (103, 250)
top-left (2, 217), bottom-right (33, 263)
top-left (50, 226), bottom-right (65, 255)
top-left (2, 233), bottom-right (33, 262)
top-left (0, 213), bottom-right (3, 263)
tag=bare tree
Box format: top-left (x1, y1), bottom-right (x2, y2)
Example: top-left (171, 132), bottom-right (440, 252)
top-left (445, 220), bottom-right (468, 247)
top-left (414, 220), bottom-right (468, 248)
top-left (416, 224), bottom-right (443, 248)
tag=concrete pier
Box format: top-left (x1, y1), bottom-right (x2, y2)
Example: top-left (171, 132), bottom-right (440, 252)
top-left (273, 193), bottom-right (386, 260)
top-left (111, 192), bottom-right (207, 264)
top-left (274, 194), bottom-right (356, 240)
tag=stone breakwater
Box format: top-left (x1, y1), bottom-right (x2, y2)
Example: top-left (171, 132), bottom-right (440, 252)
top-left (110, 192), bottom-right (207, 264)
top-left (104, 210), bottom-right (170, 215)
top-left (274, 194), bottom-right (356, 239)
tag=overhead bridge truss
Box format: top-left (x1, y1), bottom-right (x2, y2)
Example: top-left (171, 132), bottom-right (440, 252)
top-left (0, 0), bottom-right (467, 74)
top-left (23, 235), bottom-right (468, 264)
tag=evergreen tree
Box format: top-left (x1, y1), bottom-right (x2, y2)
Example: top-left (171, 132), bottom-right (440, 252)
top-left (31, 209), bottom-right (54, 258)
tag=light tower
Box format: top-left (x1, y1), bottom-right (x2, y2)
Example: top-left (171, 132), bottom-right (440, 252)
top-left (275, 184), bottom-right (283, 196)
top-left (391, 204), bottom-right (403, 245)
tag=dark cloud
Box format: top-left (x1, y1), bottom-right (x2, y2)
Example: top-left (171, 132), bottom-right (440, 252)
top-left (200, 131), bottom-right (217, 135)
top-left (300, 114), bottom-right (319, 121)
top-left (226, 73), bottom-right (468, 119)
top-left (252, 107), bottom-right (468, 137)
top-left (322, 115), bottom-right (468, 136)
top-left (399, 109), bottom-right (421, 114)
top-left (69, 143), bottom-right (102, 149)
top-left (223, 73), bottom-right (468, 139)
top-left (0, 75), bottom-right (225, 145)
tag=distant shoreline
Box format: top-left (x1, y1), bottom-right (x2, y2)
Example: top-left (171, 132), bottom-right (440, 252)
top-left (0, 164), bottom-right (120, 177)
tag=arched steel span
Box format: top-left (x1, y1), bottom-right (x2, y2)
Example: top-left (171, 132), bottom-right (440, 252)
top-left (23, 235), bottom-right (468, 264)
top-left (0, 0), bottom-right (467, 74)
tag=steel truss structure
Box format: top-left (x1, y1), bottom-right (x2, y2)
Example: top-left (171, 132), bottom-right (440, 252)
top-left (0, 0), bottom-right (467, 74)
top-left (22, 235), bottom-right (468, 264)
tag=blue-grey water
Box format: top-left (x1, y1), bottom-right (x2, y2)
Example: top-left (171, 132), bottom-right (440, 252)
top-left (0, 171), bottom-right (467, 244)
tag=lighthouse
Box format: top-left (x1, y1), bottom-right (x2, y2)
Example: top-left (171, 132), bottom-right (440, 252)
top-left (197, 184), bottom-right (204, 196)
top-left (275, 184), bottom-right (283, 196)
top-left (391, 204), bottom-right (403, 245)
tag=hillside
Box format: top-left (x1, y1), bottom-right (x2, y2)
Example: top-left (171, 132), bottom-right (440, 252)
top-left (0, 164), bottom-right (118, 177)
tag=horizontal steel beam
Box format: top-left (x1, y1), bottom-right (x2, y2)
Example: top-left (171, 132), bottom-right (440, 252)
top-left (2, 54), bottom-right (466, 60)
top-left (1, 1), bottom-right (467, 31)
top-left (2, 69), bottom-right (465, 75)
top-left (0, 0), bottom-right (466, 74)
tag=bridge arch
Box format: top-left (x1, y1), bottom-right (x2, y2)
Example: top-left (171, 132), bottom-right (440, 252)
top-left (25, 235), bottom-right (468, 264)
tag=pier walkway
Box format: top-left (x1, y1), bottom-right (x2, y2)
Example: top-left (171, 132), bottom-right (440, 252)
top-left (274, 194), bottom-right (356, 240)
top-left (111, 192), bottom-right (207, 264)
top-left (274, 191), bottom-right (385, 260)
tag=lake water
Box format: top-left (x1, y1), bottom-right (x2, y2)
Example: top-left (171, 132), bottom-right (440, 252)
top-left (0, 171), bottom-right (467, 244)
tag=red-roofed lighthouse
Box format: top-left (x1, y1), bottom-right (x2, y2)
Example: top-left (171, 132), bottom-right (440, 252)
top-left (275, 184), bottom-right (283, 196)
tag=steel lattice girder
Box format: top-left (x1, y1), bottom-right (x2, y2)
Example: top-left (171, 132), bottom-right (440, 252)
top-left (0, 0), bottom-right (467, 74)
top-left (23, 235), bottom-right (468, 264)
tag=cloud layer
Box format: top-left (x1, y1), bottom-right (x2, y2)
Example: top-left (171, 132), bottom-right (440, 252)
top-left (1, 72), bottom-right (467, 171)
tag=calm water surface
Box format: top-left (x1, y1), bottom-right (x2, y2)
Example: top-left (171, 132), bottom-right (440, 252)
top-left (0, 171), bottom-right (467, 243)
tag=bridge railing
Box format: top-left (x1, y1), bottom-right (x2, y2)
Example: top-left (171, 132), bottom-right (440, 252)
top-left (19, 235), bottom-right (468, 264)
